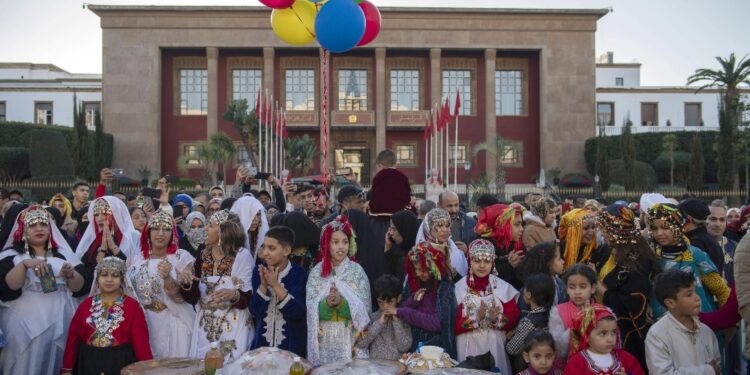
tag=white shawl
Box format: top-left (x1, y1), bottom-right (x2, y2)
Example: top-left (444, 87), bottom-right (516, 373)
top-left (75, 196), bottom-right (137, 260)
top-left (230, 196), bottom-right (269, 260)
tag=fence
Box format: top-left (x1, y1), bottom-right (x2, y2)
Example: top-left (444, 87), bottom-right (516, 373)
top-left (4, 179), bottom-right (748, 206)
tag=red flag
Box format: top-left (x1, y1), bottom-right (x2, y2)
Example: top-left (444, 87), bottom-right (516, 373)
top-left (264, 98), bottom-right (271, 127)
top-left (282, 113), bottom-right (288, 137)
top-left (453, 89), bottom-right (461, 117)
top-left (254, 90), bottom-right (261, 115)
top-left (442, 97), bottom-right (451, 128)
top-left (435, 107), bottom-right (443, 131)
top-left (423, 117), bottom-right (431, 140)
top-left (276, 107), bottom-right (282, 136)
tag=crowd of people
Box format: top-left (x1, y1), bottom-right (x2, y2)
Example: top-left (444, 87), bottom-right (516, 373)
top-left (0, 148), bottom-right (748, 375)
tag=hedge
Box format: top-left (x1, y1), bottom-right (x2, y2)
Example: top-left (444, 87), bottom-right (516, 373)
top-left (608, 159), bottom-right (658, 190)
top-left (584, 131), bottom-right (718, 185)
top-left (28, 130), bottom-right (75, 178)
top-left (0, 147), bottom-right (30, 181)
top-left (0, 121), bottom-right (113, 181)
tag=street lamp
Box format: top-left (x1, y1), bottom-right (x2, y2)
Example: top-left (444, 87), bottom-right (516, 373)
top-left (463, 160), bottom-right (472, 206)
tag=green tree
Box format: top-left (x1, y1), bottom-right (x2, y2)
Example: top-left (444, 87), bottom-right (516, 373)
top-left (473, 136), bottom-right (509, 197)
top-left (94, 109), bottom-right (105, 173)
top-left (284, 134), bottom-right (317, 175)
top-left (621, 115), bottom-right (636, 190)
top-left (223, 99), bottom-right (262, 169)
top-left (178, 134), bottom-right (236, 186)
top-left (595, 120), bottom-right (610, 191)
top-left (687, 53), bottom-right (750, 191)
top-left (209, 132), bottom-right (237, 183)
top-left (687, 133), bottom-right (705, 190)
top-left (71, 93), bottom-right (88, 179)
top-left (662, 133), bottom-right (678, 187)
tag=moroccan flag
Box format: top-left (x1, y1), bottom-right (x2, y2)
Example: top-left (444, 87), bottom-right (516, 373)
top-left (276, 107), bottom-right (282, 136)
top-left (436, 107), bottom-right (443, 131)
top-left (282, 112), bottom-right (288, 137)
top-left (264, 98), bottom-right (271, 127)
top-left (453, 89), bottom-right (461, 117)
top-left (442, 97), bottom-right (451, 127)
top-left (254, 90), bottom-right (261, 115)
top-left (423, 117), bottom-right (431, 140)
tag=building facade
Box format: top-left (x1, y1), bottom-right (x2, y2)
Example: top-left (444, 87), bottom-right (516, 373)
top-left (0, 63), bottom-right (101, 128)
top-left (595, 52), bottom-right (750, 136)
top-left (90, 5), bottom-right (606, 185)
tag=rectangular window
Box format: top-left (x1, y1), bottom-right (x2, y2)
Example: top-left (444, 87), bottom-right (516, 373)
top-left (449, 144), bottom-right (467, 165)
top-left (596, 102), bottom-right (615, 126)
top-left (641, 103), bottom-right (658, 126)
top-left (501, 143), bottom-right (521, 165)
top-left (232, 69), bottom-right (262, 105)
top-left (615, 77), bottom-right (624, 86)
top-left (236, 145), bottom-right (249, 163)
top-left (495, 70), bottom-right (523, 115)
top-left (442, 70), bottom-right (472, 116)
top-left (34, 102), bottom-right (53, 124)
top-left (0, 102), bottom-right (5, 122)
top-left (179, 69), bottom-right (208, 115)
top-left (395, 144), bottom-right (416, 166)
top-left (83, 102), bottom-right (101, 130)
top-left (390, 69), bottom-right (420, 111)
top-left (338, 69), bottom-right (368, 111)
top-left (183, 145), bottom-right (200, 165)
top-left (685, 103), bottom-right (702, 126)
top-left (285, 69), bottom-right (316, 111)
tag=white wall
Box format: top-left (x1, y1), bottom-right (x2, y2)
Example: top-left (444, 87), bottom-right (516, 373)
top-left (0, 90), bottom-right (101, 126)
top-left (596, 66), bottom-right (640, 88)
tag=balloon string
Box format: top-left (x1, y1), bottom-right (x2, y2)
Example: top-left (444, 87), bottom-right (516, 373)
top-left (292, 8), bottom-right (316, 38)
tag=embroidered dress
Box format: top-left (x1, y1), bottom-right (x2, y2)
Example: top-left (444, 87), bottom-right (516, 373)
top-left (305, 257), bottom-right (371, 366)
top-left (249, 261), bottom-right (308, 357)
top-left (187, 247), bottom-right (254, 361)
top-left (127, 249), bottom-right (195, 358)
top-left (564, 349), bottom-right (645, 375)
top-left (0, 250), bottom-right (81, 374)
top-left (454, 274), bottom-right (519, 375)
top-left (61, 295), bottom-right (152, 375)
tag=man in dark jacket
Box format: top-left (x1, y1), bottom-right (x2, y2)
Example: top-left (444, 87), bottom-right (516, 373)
top-left (438, 191), bottom-right (476, 253)
top-left (680, 198), bottom-right (725, 274)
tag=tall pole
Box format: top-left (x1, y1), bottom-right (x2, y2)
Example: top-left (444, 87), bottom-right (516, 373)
top-left (258, 85), bottom-right (263, 174)
top-left (454, 114), bottom-right (459, 191)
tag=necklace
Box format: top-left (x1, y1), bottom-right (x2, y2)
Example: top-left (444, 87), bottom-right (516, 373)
top-left (87, 294), bottom-right (125, 347)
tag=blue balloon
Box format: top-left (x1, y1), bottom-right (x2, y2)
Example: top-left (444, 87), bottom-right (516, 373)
top-left (315, 0), bottom-right (366, 53)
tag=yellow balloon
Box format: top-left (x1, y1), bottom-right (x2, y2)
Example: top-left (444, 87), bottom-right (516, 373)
top-left (271, 0), bottom-right (317, 46)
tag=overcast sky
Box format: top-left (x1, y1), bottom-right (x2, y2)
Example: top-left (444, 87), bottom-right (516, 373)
top-left (1, 0), bottom-right (748, 86)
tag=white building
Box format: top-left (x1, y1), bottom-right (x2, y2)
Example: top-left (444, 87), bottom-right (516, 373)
top-left (0, 63), bottom-right (101, 128)
top-left (595, 52), bottom-right (749, 136)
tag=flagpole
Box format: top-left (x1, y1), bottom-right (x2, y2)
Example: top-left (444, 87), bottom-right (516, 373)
top-left (275, 102), bottom-right (280, 178)
top-left (445, 107), bottom-right (449, 189)
top-left (258, 86), bottom-right (263, 176)
top-left (424, 117), bottom-right (429, 185)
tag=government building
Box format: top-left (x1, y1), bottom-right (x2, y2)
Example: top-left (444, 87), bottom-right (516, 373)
top-left (88, 5), bottom-right (607, 185)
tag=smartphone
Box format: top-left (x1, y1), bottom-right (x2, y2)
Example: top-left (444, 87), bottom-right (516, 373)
top-left (164, 175), bottom-right (180, 183)
top-left (142, 187), bottom-right (161, 199)
top-left (335, 167), bottom-right (352, 176)
top-left (110, 168), bottom-right (124, 177)
top-left (173, 205), bottom-right (184, 219)
top-left (254, 172), bottom-right (271, 180)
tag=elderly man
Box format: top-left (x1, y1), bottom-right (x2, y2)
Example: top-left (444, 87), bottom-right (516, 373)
top-left (438, 191), bottom-right (476, 253)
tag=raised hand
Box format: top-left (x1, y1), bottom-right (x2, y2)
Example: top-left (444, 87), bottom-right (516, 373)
top-left (157, 260), bottom-right (172, 279)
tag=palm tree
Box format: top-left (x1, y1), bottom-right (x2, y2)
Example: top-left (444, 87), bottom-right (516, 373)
top-left (223, 99), bottom-right (260, 168)
top-left (473, 136), bottom-right (509, 197)
top-left (178, 134), bottom-right (236, 186)
top-left (662, 134), bottom-right (677, 187)
top-left (687, 53), bottom-right (750, 191)
top-left (284, 134), bottom-right (317, 175)
top-left (209, 132), bottom-right (237, 184)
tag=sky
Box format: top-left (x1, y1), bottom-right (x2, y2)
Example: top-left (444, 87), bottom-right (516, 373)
top-left (0, 0), bottom-right (748, 86)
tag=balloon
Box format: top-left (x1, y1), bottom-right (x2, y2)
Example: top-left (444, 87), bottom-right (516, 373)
top-left (356, 0), bottom-right (381, 46)
top-left (315, 0), bottom-right (366, 53)
top-left (270, 0), bottom-right (317, 45)
top-left (259, 0), bottom-right (294, 9)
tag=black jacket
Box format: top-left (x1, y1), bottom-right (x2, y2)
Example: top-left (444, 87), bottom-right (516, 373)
top-left (686, 226), bottom-right (725, 274)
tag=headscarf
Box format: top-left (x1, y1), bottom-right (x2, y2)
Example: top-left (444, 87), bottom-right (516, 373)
top-left (595, 204), bottom-right (642, 280)
top-left (391, 210), bottom-right (419, 251)
top-left (184, 211), bottom-right (207, 250)
top-left (230, 195), bottom-right (269, 259)
top-left (639, 193), bottom-right (669, 215)
top-left (569, 303), bottom-right (619, 357)
top-left (529, 197), bottom-right (553, 220)
top-left (172, 194), bottom-right (193, 214)
top-left (728, 206), bottom-right (750, 235)
top-left (317, 215), bottom-right (357, 278)
top-left (75, 196), bottom-right (136, 260)
top-left (474, 203), bottom-right (525, 251)
top-left (647, 203), bottom-right (689, 248)
top-left (0, 205), bottom-right (80, 267)
top-left (282, 211), bottom-right (320, 248)
top-left (45, 206), bottom-right (65, 232)
top-left (558, 208), bottom-right (596, 268)
top-left (139, 210), bottom-right (179, 259)
top-left (416, 208), bottom-right (468, 277)
top-left (0, 202), bottom-right (28, 249)
top-left (49, 193), bottom-right (73, 218)
top-left (405, 242), bottom-right (450, 293)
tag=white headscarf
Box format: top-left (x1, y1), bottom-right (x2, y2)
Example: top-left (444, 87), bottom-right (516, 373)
top-left (0, 206), bottom-right (81, 266)
top-left (230, 196), bottom-right (269, 260)
top-left (415, 208), bottom-right (468, 277)
top-left (75, 196), bottom-right (137, 260)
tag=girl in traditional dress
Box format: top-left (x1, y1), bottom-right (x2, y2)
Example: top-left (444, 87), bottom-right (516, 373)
top-left (415, 208), bottom-right (468, 279)
top-left (62, 257), bottom-right (153, 375)
top-left (454, 239), bottom-right (520, 375)
top-left (0, 205), bottom-right (85, 374)
top-left (594, 203), bottom-right (660, 370)
top-left (127, 210), bottom-right (196, 358)
top-left (563, 304), bottom-right (644, 375)
top-left (475, 203), bottom-right (526, 288)
top-left (76, 196), bottom-right (137, 297)
top-left (306, 215), bottom-right (371, 366)
top-left (230, 195), bottom-right (268, 260)
top-left (647, 203), bottom-right (730, 319)
top-left (182, 210), bottom-right (254, 361)
top-left (558, 208), bottom-right (605, 269)
top-left (397, 241), bottom-right (458, 358)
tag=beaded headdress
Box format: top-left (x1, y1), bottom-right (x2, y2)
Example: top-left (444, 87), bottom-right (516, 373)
top-left (425, 208), bottom-right (451, 234)
top-left (596, 204), bottom-right (641, 246)
top-left (23, 205), bottom-right (50, 227)
top-left (318, 215), bottom-right (357, 278)
top-left (647, 203), bottom-right (685, 231)
top-left (95, 256), bottom-right (127, 276)
top-left (147, 210), bottom-right (174, 230)
top-left (140, 210), bottom-right (179, 258)
top-left (405, 242), bottom-right (450, 292)
top-left (92, 198), bottom-right (112, 216)
top-left (209, 209), bottom-right (231, 225)
top-left (468, 239), bottom-right (496, 262)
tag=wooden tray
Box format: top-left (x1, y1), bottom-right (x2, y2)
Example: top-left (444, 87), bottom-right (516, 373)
top-left (121, 357), bottom-right (203, 375)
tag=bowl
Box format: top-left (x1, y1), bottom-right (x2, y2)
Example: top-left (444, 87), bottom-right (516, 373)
top-left (419, 346), bottom-right (444, 360)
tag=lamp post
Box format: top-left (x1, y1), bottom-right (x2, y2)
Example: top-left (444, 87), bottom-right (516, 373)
top-left (463, 159), bottom-right (472, 207)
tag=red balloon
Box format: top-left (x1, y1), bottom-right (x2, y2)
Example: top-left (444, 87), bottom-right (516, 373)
top-left (356, 0), bottom-right (381, 46)
top-left (259, 0), bottom-right (295, 9)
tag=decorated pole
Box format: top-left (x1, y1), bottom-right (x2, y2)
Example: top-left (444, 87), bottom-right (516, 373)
top-left (321, 48), bottom-right (330, 177)
top-left (257, 86), bottom-right (263, 174)
top-left (453, 89), bottom-right (461, 190)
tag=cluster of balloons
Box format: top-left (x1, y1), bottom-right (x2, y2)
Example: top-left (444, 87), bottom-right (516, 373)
top-left (262, 0), bottom-right (382, 53)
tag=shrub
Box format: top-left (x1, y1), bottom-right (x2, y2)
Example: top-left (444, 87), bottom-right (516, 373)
top-left (28, 130), bottom-right (75, 178)
top-left (0, 147), bottom-right (31, 182)
top-left (608, 159), bottom-right (657, 190)
top-left (653, 151), bottom-right (691, 185)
